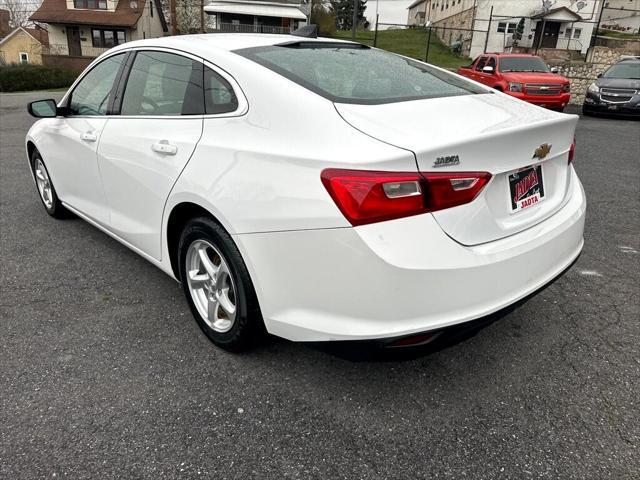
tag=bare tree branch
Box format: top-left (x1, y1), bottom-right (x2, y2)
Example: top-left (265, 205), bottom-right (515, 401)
top-left (0, 0), bottom-right (38, 28)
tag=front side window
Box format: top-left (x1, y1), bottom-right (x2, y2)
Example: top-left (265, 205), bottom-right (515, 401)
top-left (121, 51), bottom-right (204, 116)
top-left (475, 56), bottom-right (487, 70)
top-left (236, 43), bottom-right (485, 105)
top-left (69, 53), bottom-right (125, 115)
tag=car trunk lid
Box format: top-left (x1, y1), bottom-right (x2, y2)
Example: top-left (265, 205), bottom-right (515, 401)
top-left (335, 93), bottom-right (578, 245)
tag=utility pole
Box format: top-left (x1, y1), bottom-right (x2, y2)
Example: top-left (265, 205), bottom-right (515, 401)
top-left (170, 0), bottom-right (178, 35)
top-left (201, 0), bottom-right (205, 33)
top-left (352, 0), bottom-right (358, 40)
top-left (483, 5), bottom-right (493, 53)
top-left (590, 0), bottom-right (606, 50)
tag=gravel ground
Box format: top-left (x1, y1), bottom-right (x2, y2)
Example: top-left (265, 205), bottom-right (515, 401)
top-left (1, 91), bottom-right (639, 479)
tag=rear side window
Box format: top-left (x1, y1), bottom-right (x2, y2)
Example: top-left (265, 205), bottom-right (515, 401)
top-left (69, 53), bottom-right (125, 115)
top-left (121, 51), bottom-right (204, 116)
top-left (236, 43), bottom-right (485, 105)
top-left (204, 67), bottom-right (238, 114)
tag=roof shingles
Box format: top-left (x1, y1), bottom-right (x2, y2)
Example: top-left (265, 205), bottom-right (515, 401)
top-left (30, 0), bottom-right (144, 27)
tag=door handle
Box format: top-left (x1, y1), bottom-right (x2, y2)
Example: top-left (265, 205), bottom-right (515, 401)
top-left (80, 132), bottom-right (97, 142)
top-left (151, 140), bottom-right (178, 156)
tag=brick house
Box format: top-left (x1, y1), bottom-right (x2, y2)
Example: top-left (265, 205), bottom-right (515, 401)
top-left (30, 0), bottom-right (167, 70)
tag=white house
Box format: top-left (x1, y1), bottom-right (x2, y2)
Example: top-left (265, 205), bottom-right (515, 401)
top-left (408, 0), bottom-right (607, 59)
top-left (204, 0), bottom-right (309, 34)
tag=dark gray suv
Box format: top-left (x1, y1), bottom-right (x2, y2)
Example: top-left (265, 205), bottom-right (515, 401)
top-left (583, 57), bottom-right (640, 117)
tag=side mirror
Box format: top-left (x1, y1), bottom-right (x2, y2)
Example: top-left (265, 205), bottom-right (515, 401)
top-left (550, 66), bottom-right (559, 73)
top-left (482, 66), bottom-right (494, 74)
top-left (28, 99), bottom-right (59, 118)
top-left (597, 73), bottom-right (603, 78)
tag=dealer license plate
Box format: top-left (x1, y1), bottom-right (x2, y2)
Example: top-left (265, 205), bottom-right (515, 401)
top-left (509, 165), bottom-right (545, 212)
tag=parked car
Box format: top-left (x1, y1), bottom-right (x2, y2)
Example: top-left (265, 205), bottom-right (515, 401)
top-left (583, 57), bottom-right (640, 117)
top-left (25, 35), bottom-right (586, 351)
top-left (458, 53), bottom-right (571, 111)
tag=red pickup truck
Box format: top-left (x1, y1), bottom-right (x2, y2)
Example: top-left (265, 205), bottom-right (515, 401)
top-left (457, 53), bottom-right (571, 111)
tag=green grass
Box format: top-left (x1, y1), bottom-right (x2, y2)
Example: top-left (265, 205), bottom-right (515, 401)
top-left (597, 29), bottom-right (640, 40)
top-left (332, 28), bottom-right (471, 70)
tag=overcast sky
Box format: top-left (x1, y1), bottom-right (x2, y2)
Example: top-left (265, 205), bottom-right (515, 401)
top-left (364, 0), bottom-right (414, 26)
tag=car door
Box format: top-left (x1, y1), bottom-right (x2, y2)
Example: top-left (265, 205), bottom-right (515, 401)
top-left (38, 52), bottom-right (127, 225)
top-left (468, 56), bottom-right (487, 82)
top-left (96, 49), bottom-right (206, 260)
top-left (476, 56), bottom-right (497, 86)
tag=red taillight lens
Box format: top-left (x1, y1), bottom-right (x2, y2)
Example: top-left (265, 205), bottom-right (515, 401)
top-left (568, 138), bottom-right (576, 164)
top-left (421, 172), bottom-right (492, 212)
top-left (321, 169), bottom-right (491, 226)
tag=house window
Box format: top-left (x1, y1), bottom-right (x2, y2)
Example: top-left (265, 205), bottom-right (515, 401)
top-left (74, 0), bottom-right (107, 9)
top-left (573, 28), bottom-right (582, 38)
top-left (150, 0), bottom-right (153, 17)
top-left (565, 28), bottom-right (572, 38)
top-left (92, 28), bottom-right (126, 48)
top-left (497, 22), bottom-right (517, 33)
top-left (20, 52), bottom-right (29, 64)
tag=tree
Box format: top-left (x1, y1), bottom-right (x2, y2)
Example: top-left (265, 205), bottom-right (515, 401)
top-left (512, 17), bottom-right (525, 47)
top-left (0, 0), bottom-right (35, 27)
top-left (175, 0), bottom-right (201, 33)
top-left (329, 0), bottom-right (366, 31)
top-left (310, 0), bottom-right (336, 36)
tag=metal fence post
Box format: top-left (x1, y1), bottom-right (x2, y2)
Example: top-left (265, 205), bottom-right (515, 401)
top-left (374, 14), bottom-right (379, 47)
top-left (425, 26), bottom-right (432, 63)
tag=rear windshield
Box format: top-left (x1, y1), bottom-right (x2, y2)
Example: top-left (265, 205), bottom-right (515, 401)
top-left (235, 42), bottom-right (486, 104)
top-left (499, 57), bottom-right (549, 73)
top-left (603, 63), bottom-right (640, 79)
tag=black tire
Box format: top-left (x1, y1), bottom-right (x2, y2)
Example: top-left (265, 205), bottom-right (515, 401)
top-left (30, 149), bottom-right (72, 219)
top-left (178, 216), bottom-right (264, 351)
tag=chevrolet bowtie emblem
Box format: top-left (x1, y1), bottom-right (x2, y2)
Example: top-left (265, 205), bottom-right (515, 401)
top-left (533, 143), bottom-right (552, 160)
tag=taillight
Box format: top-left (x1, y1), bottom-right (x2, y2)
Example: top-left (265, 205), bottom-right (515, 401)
top-left (568, 137), bottom-right (575, 164)
top-left (321, 169), bottom-right (491, 226)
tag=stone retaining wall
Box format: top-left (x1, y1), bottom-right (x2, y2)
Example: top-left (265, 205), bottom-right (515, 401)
top-left (549, 46), bottom-right (639, 105)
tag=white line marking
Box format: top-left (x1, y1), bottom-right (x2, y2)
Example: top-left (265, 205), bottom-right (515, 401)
top-left (579, 270), bottom-right (603, 277)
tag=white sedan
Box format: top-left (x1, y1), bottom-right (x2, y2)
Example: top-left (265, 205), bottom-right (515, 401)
top-left (25, 34), bottom-right (586, 351)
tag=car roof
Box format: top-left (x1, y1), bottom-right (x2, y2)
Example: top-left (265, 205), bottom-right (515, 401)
top-left (616, 57), bottom-right (640, 63)
top-left (110, 33), bottom-right (356, 55)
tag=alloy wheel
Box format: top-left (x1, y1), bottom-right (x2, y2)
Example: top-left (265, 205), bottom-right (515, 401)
top-left (185, 239), bottom-right (237, 333)
top-left (34, 158), bottom-right (53, 210)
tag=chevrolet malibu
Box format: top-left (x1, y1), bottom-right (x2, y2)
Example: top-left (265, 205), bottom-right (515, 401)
top-left (25, 34), bottom-right (586, 351)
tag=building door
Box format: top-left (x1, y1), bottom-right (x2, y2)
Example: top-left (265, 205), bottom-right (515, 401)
top-left (541, 21), bottom-right (561, 48)
top-left (66, 26), bottom-right (81, 56)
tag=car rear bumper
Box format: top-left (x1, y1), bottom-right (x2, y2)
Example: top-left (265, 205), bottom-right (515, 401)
top-left (234, 168), bottom-right (586, 342)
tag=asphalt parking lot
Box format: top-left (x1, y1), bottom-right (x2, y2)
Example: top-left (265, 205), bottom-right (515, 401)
top-left (1, 91), bottom-right (639, 479)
